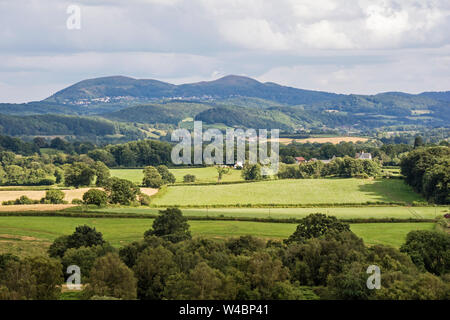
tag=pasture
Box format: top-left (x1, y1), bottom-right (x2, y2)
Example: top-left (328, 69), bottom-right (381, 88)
top-left (110, 167), bottom-right (244, 184)
top-left (0, 216), bottom-right (435, 257)
top-left (151, 178), bottom-right (424, 207)
top-left (88, 206), bottom-right (446, 220)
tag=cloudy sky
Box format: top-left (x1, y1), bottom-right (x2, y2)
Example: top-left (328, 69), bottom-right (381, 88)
top-left (1, 0), bottom-right (450, 102)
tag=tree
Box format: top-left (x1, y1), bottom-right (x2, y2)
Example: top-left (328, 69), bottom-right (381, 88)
top-left (33, 137), bottom-right (48, 148)
top-left (241, 163), bottom-right (262, 181)
top-left (64, 162), bottom-right (95, 187)
top-left (400, 230), bottom-right (450, 275)
top-left (142, 166), bottom-right (164, 188)
top-left (216, 166), bottom-right (230, 182)
top-left (183, 174), bottom-right (196, 183)
top-left (43, 189), bottom-right (65, 204)
top-left (83, 189), bottom-right (108, 206)
top-left (66, 225), bottom-right (105, 250)
top-left (61, 246), bottom-right (99, 280)
top-left (93, 161), bottom-right (110, 187)
top-left (156, 165), bottom-right (176, 184)
top-left (0, 256), bottom-right (63, 300)
top-left (105, 177), bottom-right (140, 205)
top-left (414, 136), bottom-right (424, 148)
top-left (134, 246), bottom-right (178, 299)
top-left (144, 208), bottom-right (191, 243)
top-left (285, 213), bottom-right (351, 244)
top-left (86, 253), bottom-right (137, 300)
top-left (48, 235), bottom-right (70, 258)
top-left (87, 149), bottom-right (116, 167)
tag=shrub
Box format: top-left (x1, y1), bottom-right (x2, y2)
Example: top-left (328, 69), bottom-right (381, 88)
top-left (71, 198), bottom-right (84, 205)
top-left (2, 195), bottom-right (39, 205)
top-left (39, 178), bottom-right (56, 185)
top-left (138, 193), bottom-right (151, 206)
top-left (156, 165), bottom-right (176, 184)
top-left (183, 174), bottom-right (196, 183)
top-left (82, 189), bottom-right (108, 207)
top-left (142, 166), bottom-right (164, 188)
top-left (43, 189), bottom-right (66, 204)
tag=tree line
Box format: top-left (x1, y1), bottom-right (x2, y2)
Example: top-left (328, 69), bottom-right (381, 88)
top-left (400, 146), bottom-right (449, 204)
top-left (277, 157), bottom-right (381, 179)
top-left (0, 211), bottom-right (448, 300)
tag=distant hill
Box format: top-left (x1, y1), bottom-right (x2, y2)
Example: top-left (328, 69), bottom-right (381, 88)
top-left (43, 75), bottom-right (340, 106)
top-left (0, 75), bottom-right (447, 137)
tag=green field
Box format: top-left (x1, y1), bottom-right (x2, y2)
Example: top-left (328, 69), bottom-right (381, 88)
top-left (111, 167), bottom-right (244, 184)
top-left (0, 216), bottom-right (434, 257)
top-left (151, 178), bottom-right (424, 207)
top-left (87, 206), bottom-right (446, 220)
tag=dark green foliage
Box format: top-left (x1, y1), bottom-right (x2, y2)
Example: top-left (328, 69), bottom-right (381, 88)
top-left (85, 253), bottom-right (137, 300)
top-left (106, 140), bottom-right (171, 167)
top-left (2, 195), bottom-right (39, 206)
top-left (226, 235), bottom-right (265, 255)
top-left (0, 256), bottom-right (63, 300)
top-left (242, 163), bottom-right (262, 181)
top-left (134, 246), bottom-right (178, 300)
top-left (285, 213), bottom-right (351, 244)
top-left (156, 165), bottom-right (176, 184)
top-left (183, 174), bottom-right (196, 183)
top-left (104, 177), bottom-right (140, 205)
top-left (400, 230), bottom-right (450, 275)
top-left (142, 166), bottom-right (164, 188)
top-left (64, 162), bottom-right (96, 187)
top-left (0, 135), bottom-right (39, 155)
top-left (43, 189), bottom-right (66, 204)
top-left (82, 189), bottom-right (108, 206)
top-left (93, 161), bottom-right (110, 187)
top-left (66, 225), bottom-right (105, 251)
top-left (400, 146), bottom-right (450, 203)
top-left (145, 208), bottom-right (191, 243)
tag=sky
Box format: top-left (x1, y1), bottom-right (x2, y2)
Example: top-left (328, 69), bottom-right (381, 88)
top-left (0, 0), bottom-right (449, 102)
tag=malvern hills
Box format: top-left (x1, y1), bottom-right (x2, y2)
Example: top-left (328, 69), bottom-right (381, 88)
top-left (0, 75), bottom-right (448, 139)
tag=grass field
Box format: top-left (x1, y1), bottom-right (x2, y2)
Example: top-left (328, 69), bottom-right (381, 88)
top-left (87, 206), bottom-right (447, 220)
top-left (151, 178), bottom-right (424, 207)
top-left (0, 216), bottom-right (434, 257)
top-left (111, 167), bottom-right (244, 184)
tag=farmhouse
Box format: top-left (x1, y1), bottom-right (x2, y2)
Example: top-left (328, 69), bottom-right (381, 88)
top-left (295, 157), bottom-right (306, 164)
top-left (355, 152), bottom-right (372, 160)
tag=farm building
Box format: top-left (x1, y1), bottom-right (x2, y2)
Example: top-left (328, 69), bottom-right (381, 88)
top-left (295, 157), bottom-right (306, 164)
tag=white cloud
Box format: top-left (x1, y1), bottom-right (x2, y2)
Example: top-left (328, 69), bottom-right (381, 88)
top-left (0, 0), bottom-right (449, 101)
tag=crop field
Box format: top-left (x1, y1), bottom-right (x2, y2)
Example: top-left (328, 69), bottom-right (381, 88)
top-left (111, 167), bottom-right (244, 184)
top-left (0, 216), bottom-right (434, 257)
top-left (0, 188), bottom-right (157, 208)
top-left (151, 178), bottom-right (424, 207)
top-left (87, 206), bottom-right (446, 220)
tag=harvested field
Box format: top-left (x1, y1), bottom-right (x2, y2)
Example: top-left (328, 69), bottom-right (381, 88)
top-left (279, 136), bottom-right (369, 145)
top-left (0, 187), bottom-right (159, 205)
top-left (0, 204), bottom-right (75, 212)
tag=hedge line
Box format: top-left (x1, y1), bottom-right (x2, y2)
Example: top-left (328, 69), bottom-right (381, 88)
top-left (0, 210), bottom-right (435, 224)
top-left (148, 201), bottom-right (412, 209)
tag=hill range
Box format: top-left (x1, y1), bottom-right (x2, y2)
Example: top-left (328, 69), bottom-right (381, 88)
top-left (0, 75), bottom-right (449, 138)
